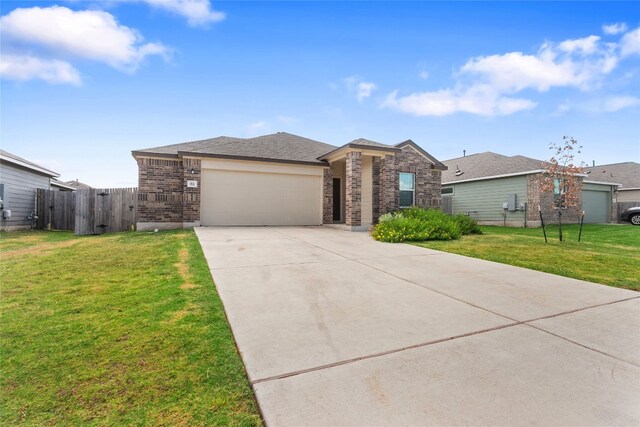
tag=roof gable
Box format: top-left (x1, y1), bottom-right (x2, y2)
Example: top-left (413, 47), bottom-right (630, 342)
top-left (396, 140), bottom-right (446, 170)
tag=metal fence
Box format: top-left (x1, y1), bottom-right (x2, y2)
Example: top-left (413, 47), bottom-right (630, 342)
top-left (37, 188), bottom-right (137, 235)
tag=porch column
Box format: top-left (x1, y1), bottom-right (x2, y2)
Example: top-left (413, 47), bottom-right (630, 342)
top-left (345, 151), bottom-right (362, 227)
top-left (322, 168), bottom-right (333, 224)
top-left (380, 154), bottom-right (398, 215)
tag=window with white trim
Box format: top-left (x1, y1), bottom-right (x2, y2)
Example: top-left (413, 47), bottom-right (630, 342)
top-left (441, 187), bottom-right (454, 195)
top-left (399, 172), bottom-right (415, 207)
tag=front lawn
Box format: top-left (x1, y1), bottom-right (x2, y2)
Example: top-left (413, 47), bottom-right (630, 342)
top-left (0, 230), bottom-right (261, 426)
top-left (413, 224), bottom-right (640, 290)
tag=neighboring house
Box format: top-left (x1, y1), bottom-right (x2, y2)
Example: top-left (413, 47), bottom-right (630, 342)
top-left (0, 149), bottom-right (60, 230)
top-left (585, 162), bottom-right (640, 203)
top-left (64, 179), bottom-right (93, 190)
top-left (132, 132), bottom-right (446, 231)
top-left (51, 179), bottom-right (76, 192)
top-left (441, 152), bottom-right (618, 226)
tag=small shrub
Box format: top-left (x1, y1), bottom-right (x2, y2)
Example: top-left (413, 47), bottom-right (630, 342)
top-left (371, 207), bottom-right (462, 242)
top-left (453, 214), bottom-right (482, 235)
top-left (371, 216), bottom-right (429, 242)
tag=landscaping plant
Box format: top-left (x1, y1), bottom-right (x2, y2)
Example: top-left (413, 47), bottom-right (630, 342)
top-left (371, 207), bottom-right (480, 243)
top-left (540, 136), bottom-right (586, 242)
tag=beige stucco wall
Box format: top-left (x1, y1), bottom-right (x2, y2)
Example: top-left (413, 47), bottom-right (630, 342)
top-left (200, 159), bottom-right (324, 226)
top-left (361, 155), bottom-right (373, 226)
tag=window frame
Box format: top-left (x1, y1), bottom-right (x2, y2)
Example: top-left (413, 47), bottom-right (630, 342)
top-left (441, 187), bottom-right (454, 195)
top-left (398, 172), bottom-right (415, 208)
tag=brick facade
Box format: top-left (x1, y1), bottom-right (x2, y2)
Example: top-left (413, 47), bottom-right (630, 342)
top-left (135, 142), bottom-right (444, 230)
top-left (375, 146), bottom-right (442, 218)
top-left (182, 158), bottom-right (201, 223)
top-left (137, 157), bottom-right (184, 223)
top-left (322, 168), bottom-right (333, 224)
top-left (379, 154), bottom-right (398, 216)
top-left (345, 151), bottom-right (362, 226)
top-left (526, 174), bottom-right (584, 224)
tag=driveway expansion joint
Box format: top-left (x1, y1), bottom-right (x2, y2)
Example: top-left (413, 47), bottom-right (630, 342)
top-left (251, 320), bottom-right (521, 385)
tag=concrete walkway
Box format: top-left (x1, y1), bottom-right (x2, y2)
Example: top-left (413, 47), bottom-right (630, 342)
top-left (195, 226), bottom-right (640, 426)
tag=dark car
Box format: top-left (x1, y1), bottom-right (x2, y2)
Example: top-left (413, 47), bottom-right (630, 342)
top-left (620, 206), bottom-right (640, 225)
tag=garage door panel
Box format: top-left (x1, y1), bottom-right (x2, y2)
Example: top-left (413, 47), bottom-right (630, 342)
top-left (582, 190), bottom-right (609, 224)
top-left (201, 169), bottom-right (322, 226)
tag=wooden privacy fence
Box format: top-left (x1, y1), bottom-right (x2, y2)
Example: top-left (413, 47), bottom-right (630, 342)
top-left (37, 188), bottom-right (138, 235)
top-left (442, 196), bottom-right (453, 214)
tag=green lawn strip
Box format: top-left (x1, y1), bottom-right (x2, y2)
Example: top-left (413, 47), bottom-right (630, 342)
top-left (413, 225), bottom-right (640, 290)
top-left (0, 230), bottom-right (261, 426)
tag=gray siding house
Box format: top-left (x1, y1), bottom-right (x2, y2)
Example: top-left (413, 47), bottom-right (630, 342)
top-left (0, 150), bottom-right (60, 230)
top-left (441, 152), bottom-right (618, 226)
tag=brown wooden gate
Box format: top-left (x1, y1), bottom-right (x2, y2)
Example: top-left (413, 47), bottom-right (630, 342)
top-left (37, 188), bottom-right (137, 235)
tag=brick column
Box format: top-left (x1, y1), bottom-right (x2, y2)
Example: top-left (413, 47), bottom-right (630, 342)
top-left (322, 168), bottom-right (333, 224)
top-left (345, 151), bottom-right (362, 226)
top-left (380, 154), bottom-right (398, 215)
top-left (182, 158), bottom-right (201, 225)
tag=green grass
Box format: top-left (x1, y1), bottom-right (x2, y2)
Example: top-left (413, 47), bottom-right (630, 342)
top-left (0, 230), bottom-right (261, 426)
top-left (413, 224), bottom-right (640, 291)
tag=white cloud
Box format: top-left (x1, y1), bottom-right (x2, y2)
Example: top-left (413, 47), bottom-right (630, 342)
top-left (554, 100), bottom-right (572, 116)
top-left (419, 70), bottom-right (429, 80)
top-left (620, 27), bottom-right (640, 57)
top-left (603, 23), bottom-right (628, 35)
top-left (0, 6), bottom-right (169, 74)
top-left (602, 95), bottom-right (640, 112)
top-left (461, 38), bottom-right (617, 92)
top-left (356, 82), bottom-right (376, 101)
top-left (558, 35), bottom-right (601, 55)
top-left (0, 54), bottom-right (81, 85)
top-left (384, 28), bottom-right (637, 117)
top-left (383, 86), bottom-right (536, 117)
top-left (343, 76), bottom-right (376, 101)
top-left (247, 120), bottom-right (268, 136)
top-left (140, 0), bottom-right (225, 27)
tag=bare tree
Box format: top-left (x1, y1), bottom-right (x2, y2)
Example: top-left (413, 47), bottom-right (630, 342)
top-left (540, 136), bottom-right (586, 241)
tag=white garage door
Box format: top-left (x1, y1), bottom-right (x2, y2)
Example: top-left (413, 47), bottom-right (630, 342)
top-left (201, 166), bottom-right (322, 226)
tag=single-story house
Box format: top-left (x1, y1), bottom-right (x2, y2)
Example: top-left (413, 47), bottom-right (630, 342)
top-left (63, 179), bottom-right (93, 190)
top-left (585, 162), bottom-right (640, 203)
top-left (0, 149), bottom-right (61, 230)
top-left (51, 179), bottom-right (76, 192)
top-left (441, 152), bottom-right (619, 226)
top-left (132, 132), bottom-right (446, 231)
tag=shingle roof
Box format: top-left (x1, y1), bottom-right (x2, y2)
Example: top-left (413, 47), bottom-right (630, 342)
top-left (64, 179), bottom-right (93, 190)
top-left (348, 138), bottom-right (396, 149)
top-left (442, 152), bottom-right (544, 183)
top-left (585, 162), bottom-right (640, 190)
top-left (133, 132), bottom-right (337, 165)
top-left (0, 149), bottom-right (59, 177)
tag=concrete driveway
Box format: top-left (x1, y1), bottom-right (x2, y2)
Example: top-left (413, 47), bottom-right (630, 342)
top-left (195, 226), bottom-right (640, 426)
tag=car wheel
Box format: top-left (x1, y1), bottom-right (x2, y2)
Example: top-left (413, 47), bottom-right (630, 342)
top-left (631, 214), bottom-right (640, 226)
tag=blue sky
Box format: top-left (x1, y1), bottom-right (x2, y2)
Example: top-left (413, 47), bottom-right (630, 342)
top-left (1, 1), bottom-right (639, 187)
